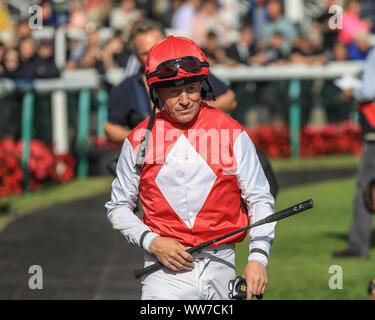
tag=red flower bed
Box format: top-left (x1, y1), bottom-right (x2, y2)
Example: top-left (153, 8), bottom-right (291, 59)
top-left (0, 139), bottom-right (76, 197)
top-left (299, 121), bottom-right (362, 157)
top-left (246, 124), bottom-right (291, 158)
top-left (245, 121), bottom-right (362, 158)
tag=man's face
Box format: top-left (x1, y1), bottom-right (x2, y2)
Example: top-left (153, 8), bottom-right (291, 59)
top-left (38, 44), bottom-right (53, 59)
top-left (20, 38), bottom-right (36, 60)
top-left (241, 27), bottom-right (253, 46)
top-left (134, 29), bottom-right (164, 67)
top-left (267, 1), bottom-right (282, 21)
top-left (156, 81), bottom-right (202, 124)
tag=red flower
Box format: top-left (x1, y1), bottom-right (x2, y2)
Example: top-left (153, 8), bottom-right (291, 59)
top-left (0, 138), bottom-right (77, 197)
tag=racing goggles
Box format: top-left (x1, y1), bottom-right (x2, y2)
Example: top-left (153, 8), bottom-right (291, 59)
top-left (146, 56), bottom-right (209, 80)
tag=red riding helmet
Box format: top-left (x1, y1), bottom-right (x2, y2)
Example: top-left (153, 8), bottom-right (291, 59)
top-left (145, 35), bottom-right (210, 88)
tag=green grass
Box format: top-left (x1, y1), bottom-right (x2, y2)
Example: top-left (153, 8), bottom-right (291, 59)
top-left (270, 154), bottom-right (360, 172)
top-left (235, 177), bottom-right (375, 299)
top-left (0, 176), bottom-right (114, 229)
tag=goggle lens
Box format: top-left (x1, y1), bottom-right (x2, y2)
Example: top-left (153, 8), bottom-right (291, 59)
top-left (159, 63), bottom-right (178, 77)
top-left (180, 59), bottom-right (200, 72)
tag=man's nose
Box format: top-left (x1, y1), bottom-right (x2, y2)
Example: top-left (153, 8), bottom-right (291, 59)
top-left (179, 91), bottom-right (189, 106)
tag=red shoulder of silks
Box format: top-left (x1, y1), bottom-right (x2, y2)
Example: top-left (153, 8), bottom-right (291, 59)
top-left (358, 102), bottom-right (375, 127)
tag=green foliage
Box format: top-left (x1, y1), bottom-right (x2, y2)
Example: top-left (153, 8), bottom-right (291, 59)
top-left (236, 178), bottom-right (375, 299)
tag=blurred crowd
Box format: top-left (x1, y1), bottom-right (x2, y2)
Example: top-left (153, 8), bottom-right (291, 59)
top-left (0, 0), bottom-right (374, 79)
top-left (0, 0), bottom-right (374, 136)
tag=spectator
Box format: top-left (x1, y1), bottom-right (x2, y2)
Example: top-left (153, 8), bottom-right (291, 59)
top-left (40, 0), bottom-right (58, 27)
top-left (313, 0), bottom-right (339, 53)
top-left (31, 39), bottom-right (60, 78)
top-left (102, 31), bottom-right (132, 69)
top-left (0, 48), bottom-right (32, 79)
top-left (219, 0), bottom-right (241, 44)
top-left (79, 44), bottom-right (104, 74)
top-left (87, 27), bottom-right (102, 48)
top-left (331, 41), bottom-right (349, 62)
top-left (53, 0), bottom-right (71, 26)
top-left (248, 29), bottom-right (290, 124)
top-left (171, 0), bottom-right (200, 35)
top-left (261, 0), bottom-right (298, 56)
top-left (226, 24), bottom-right (256, 65)
top-left (0, 48), bottom-right (28, 140)
top-left (68, 0), bottom-right (89, 30)
top-left (0, 0), bottom-right (13, 45)
top-left (242, 0), bottom-right (269, 43)
top-left (360, 0), bottom-right (375, 33)
top-left (338, 0), bottom-right (371, 45)
top-left (66, 35), bottom-right (87, 70)
top-left (249, 32), bottom-right (287, 66)
top-left (190, 0), bottom-right (230, 48)
top-left (290, 28), bottom-right (328, 126)
top-left (84, 0), bottom-right (112, 27)
top-left (289, 29), bottom-right (328, 65)
top-left (109, 0), bottom-right (142, 37)
top-left (321, 42), bottom-right (356, 123)
top-left (18, 37), bottom-right (37, 77)
top-left (78, 27), bottom-right (105, 73)
top-left (0, 0), bottom-right (10, 31)
top-left (201, 31), bottom-right (235, 66)
top-left (16, 20), bottom-right (32, 41)
top-left (135, 0), bottom-right (153, 20)
top-left (348, 32), bottom-right (372, 60)
top-left (159, 0), bottom-right (184, 29)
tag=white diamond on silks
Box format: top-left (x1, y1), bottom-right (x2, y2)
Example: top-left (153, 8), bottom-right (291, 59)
top-left (155, 135), bottom-right (217, 229)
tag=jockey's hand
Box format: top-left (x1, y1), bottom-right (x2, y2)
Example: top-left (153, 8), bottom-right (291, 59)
top-left (150, 237), bottom-right (194, 272)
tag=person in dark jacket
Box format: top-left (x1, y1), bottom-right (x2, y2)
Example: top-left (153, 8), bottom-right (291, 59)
top-left (31, 38), bottom-right (60, 78)
top-left (0, 48), bottom-right (31, 139)
top-left (18, 37), bottom-right (37, 78)
top-left (227, 25), bottom-right (256, 65)
top-left (0, 48), bottom-right (33, 79)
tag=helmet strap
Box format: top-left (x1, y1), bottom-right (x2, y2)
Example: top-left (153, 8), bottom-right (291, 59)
top-left (134, 103), bottom-right (157, 171)
top-left (201, 78), bottom-right (216, 101)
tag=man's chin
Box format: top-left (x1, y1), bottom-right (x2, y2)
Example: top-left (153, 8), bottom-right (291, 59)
top-left (176, 116), bottom-right (194, 124)
top-left (175, 110), bottom-right (198, 123)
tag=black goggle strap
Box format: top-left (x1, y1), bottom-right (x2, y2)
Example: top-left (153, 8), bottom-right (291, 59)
top-left (134, 104), bottom-right (157, 171)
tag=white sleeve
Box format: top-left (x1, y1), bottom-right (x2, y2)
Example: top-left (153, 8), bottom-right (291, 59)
top-left (234, 131), bottom-right (276, 268)
top-left (104, 139), bottom-right (160, 253)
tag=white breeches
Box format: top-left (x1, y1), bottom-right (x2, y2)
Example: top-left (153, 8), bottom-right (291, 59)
top-left (141, 244), bottom-right (236, 300)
